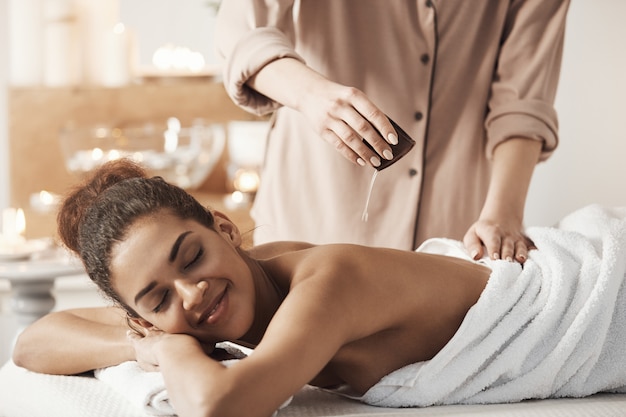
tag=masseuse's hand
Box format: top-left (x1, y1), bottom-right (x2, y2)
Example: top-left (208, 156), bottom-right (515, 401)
top-left (297, 78), bottom-right (398, 168)
top-left (464, 138), bottom-right (542, 264)
top-left (247, 57), bottom-right (398, 168)
top-left (463, 215), bottom-right (534, 264)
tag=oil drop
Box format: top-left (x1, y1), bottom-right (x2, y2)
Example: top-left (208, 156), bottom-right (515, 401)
top-left (361, 170), bottom-right (379, 222)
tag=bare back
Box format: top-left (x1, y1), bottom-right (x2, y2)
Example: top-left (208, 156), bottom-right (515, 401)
top-left (259, 244), bottom-right (491, 394)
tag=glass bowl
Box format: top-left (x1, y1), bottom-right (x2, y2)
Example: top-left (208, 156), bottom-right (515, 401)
top-left (59, 118), bottom-right (226, 189)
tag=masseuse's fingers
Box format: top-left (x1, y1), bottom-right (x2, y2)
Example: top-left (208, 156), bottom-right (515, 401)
top-left (344, 94), bottom-right (398, 157)
top-left (514, 240), bottom-right (528, 263)
top-left (463, 219), bottom-right (532, 264)
top-left (299, 79), bottom-right (397, 168)
top-left (323, 102), bottom-right (396, 167)
top-left (515, 235), bottom-right (536, 263)
top-left (500, 236), bottom-right (518, 262)
top-left (463, 225), bottom-right (488, 260)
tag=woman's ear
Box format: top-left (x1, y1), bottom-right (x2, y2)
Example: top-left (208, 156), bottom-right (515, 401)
top-left (128, 316), bottom-right (156, 332)
top-left (212, 210), bottom-right (243, 247)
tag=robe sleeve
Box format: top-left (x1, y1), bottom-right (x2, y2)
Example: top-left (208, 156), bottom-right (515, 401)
top-left (485, 0), bottom-right (570, 161)
top-left (214, 0), bottom-right (305, 116)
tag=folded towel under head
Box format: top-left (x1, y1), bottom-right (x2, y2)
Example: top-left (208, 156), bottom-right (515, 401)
top-left (94, 342), bottom-right (294, 416)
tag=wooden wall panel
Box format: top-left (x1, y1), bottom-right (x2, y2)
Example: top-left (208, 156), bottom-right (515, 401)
top-left (8, 79), bottom-right (261, 238)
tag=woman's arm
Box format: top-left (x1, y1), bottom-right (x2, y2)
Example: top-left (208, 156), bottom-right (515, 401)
top-left (12, 306), bottom-right (134, 375)
top-left (125, 246), bottom-right (489, 417)
top-left (128, 273), bottom-right (358, 417)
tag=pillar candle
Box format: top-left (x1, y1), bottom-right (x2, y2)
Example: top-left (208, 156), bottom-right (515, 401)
top-left (75, 0), bottom-right (119, 85)
top-left (8, 0), bottom-right (44, 86)
top-left (101, 23), bottom-right (132, 87)
top-left (43, 0), bottom-right (81, 87)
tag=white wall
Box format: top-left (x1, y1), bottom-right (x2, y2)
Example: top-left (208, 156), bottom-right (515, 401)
top-left (525, 0), bottom-right (626, 227)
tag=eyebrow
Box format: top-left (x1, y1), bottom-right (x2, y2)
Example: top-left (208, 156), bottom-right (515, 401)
top-left (134, 281), bottom-right (157, 305)
top-left (134, 231), bottom-right (192, 305)
top-left (169, 231), bottom-right (192, 263)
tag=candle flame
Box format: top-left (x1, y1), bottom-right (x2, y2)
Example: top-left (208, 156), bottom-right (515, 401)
top-left (16, 208), bottom-right (25, 235)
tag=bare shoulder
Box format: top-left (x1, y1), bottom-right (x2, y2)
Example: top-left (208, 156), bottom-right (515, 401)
top-left (248, 240), bottom-right (316, 259)
top-left (281, 243), bottom-right (490, 289)
top-left (284, 244), bottom-right (398, 283)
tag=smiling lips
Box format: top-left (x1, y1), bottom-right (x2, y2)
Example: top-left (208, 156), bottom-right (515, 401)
top-left (198, 287), bottom-right (228, 326)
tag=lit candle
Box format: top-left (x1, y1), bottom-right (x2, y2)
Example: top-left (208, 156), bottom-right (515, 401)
top-left (233, 168), bottom-right (261, 193)
top-left (8, 0), bottom-right (44, 86)
top-left (0, 208), bottom-right (27, 250)
top-left (101, 23), bottom-right (132, 87)
top-left (43, 0), bottom-right (80, 87)
top-left (30, 191), bottom-right (61, 213)
top-left (78, 0), bottom-right (120, 85)
top-left (224, 190), bottom-right (252, 211)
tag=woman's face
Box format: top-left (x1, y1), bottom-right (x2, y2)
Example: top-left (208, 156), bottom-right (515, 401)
top-left (110, 210), bottom-right (256, 344)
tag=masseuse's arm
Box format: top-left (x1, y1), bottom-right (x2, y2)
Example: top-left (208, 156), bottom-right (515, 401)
top-left (464, 138), bottom-right (542, 263)
top-left (247, 57), bottom-right (397, 168)
top-left (12, 306), bottom-right (134, 375)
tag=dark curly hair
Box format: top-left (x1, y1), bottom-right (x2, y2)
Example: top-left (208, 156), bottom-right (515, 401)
top-left (57, 159), bottom-right (215, 316)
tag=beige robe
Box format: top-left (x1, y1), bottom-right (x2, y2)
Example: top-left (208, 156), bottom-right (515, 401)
top-left (215, 0), bottom-right (569, 250)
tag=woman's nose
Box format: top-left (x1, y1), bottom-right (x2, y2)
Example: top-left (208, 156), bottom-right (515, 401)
top-left (175, 280), bottom-right (208, 310)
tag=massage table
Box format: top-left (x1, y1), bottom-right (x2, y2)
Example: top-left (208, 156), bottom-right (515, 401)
top-left (1, 359), bottom-right (626, 417)
top-left (3, 204), bottom-right (626, 416)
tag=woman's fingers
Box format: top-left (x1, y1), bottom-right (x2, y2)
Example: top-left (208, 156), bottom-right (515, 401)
top-left (311, 85), bottom-right (398, 168)
top-left (463, 227), bottom-right (484, 260)
top-left (464, 221), bottom-right (534, 264)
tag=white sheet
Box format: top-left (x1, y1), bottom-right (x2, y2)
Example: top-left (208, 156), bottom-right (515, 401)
top-left (2, 360), bottom-right (626, 417)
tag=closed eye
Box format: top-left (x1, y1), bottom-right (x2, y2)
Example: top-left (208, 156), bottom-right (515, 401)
top-left (185, 248), bottom-right (204, 270)
top-left (153, 290), bottom-right (170, 313)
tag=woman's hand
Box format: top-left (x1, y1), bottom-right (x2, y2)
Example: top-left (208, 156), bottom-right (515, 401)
top-left (126, 328), bottom-right (210, 372)
top-left (296, 77), bottom-right (398, 168)
top-left (126, 328), bottom-right (169, 371)
top-left (463, 215), bottom-right (535, 263)
top-left (247, 57), bottom-right (398, 168)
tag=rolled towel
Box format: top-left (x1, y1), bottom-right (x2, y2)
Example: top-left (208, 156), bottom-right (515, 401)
top-left (95, 342), bottom-right (291, 416)
top-left (95, 360), bottom-right (176, 416)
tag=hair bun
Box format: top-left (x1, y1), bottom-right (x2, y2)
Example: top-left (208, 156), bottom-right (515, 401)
top-left (57, 159), bottom-right (147, 253)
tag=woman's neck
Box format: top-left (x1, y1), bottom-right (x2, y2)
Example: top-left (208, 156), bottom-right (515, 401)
top-left (236, 252), bottom-right (288, 346)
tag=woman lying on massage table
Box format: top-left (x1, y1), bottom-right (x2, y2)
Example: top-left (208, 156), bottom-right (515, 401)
top-left (12, 159), bottom-right (626, 417)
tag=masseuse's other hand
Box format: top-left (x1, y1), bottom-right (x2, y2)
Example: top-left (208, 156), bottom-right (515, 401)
top-left (463, 216), bottom-right (535, 264)
top-left (298, 78), bottom-right (398, 168)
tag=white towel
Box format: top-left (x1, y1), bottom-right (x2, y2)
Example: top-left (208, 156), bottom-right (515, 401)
top-left (95, 360), bottom-right (177, 416)
top-left (94, 342), bottom-right (246, 416)
top-left (94, 342), bottom-right (291, 416)
top-left (359, 204), bottom-right (626, 407)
